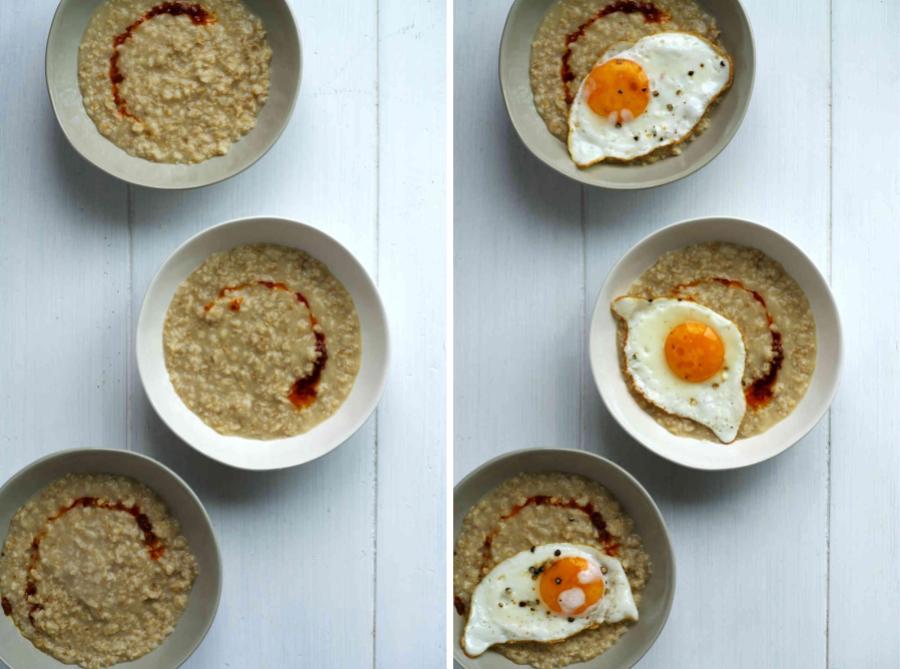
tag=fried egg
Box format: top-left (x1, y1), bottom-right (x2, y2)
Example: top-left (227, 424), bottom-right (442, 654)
top-left (612, 296), bottom-right (746, 442)
top-left (567, 32), bottom-right (733, 166)
top-left (461, 544), bottom-right (637, 657)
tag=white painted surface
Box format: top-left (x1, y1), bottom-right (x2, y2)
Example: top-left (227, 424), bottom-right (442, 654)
top-left (0, 0), bottom-right (445, 667)
top-left (455, 0), bottom-right (898, 666)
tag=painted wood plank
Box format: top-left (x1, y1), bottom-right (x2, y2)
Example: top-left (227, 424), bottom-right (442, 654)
top-left (0, 4), bottom-right (130, 480)
top-left (126, 1), bottom-right (379, 666)
top-left (453, 0), bottom-right (585, 481)
top-left (374, 0), bottom-right (447, 666)
top-left (829, 0), bottom-right (900, 665)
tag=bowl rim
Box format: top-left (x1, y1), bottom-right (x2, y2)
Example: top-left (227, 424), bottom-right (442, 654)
top-left (135, 215), bottom-right (391, 471)
top-left (498, 0), bottom-right (756, 190)
top-left (589, 215), bottom-right (843, 470)
top-left (44, 0), bottom-right (303, 190)
top-left (0, 447), bottom-right (223, 669)
top-left (452, 447), bottom-right (676, 669)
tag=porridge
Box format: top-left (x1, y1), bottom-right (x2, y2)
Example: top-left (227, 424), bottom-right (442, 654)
top-left (0, 474), bottom-right (198, 669)
top-left (78, 0), bottom-right (272, 163)
top-left (454, 472), bottom-right (651, 669)
top-left (530, 0), bottom-right (729, 164)
top-left (163, 244), bottom-right (361, 439)
top-left (614, 242), bottom-right (817, 441)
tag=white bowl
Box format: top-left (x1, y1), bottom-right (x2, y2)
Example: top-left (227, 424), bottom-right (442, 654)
top-left (499, 0), bottom-right (755, 189)
top-left (0, 449), bottom-right (221, 669)
top-left (45, 0), bottom-right (301, 189)
top-left (589, 217), bottom-right (842, 470)
top-left (136, 216), bottom-right (390, 470)
top-left (453, 448), bottom-right (675, 669)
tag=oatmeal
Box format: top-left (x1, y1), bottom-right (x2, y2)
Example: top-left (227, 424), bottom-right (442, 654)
top-left (454, 472), bottom-right (651, 669)
top-left (163, 244), bottom-right (361, 439)
top-left (615, 242), bottom-right (817, 441)
top-left (530, 0), bottom-right (726, 163)
top-left (0, 474), bottom-right (198, 669)
top-left (78, 0), bottom-right (272, 163)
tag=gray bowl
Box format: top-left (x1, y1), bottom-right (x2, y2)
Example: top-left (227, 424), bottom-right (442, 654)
top-left (453, 448), bottom-right (675, 669)
top-left (499, 0), bottom-right (755, 189)
top-left (0, 449), bottom-right (222, 669)
top-left (45, 0), bottom-right (301, 189)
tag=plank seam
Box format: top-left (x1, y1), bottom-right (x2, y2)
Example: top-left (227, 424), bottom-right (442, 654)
top-left (578, 185), bottom-right (586, 451)
top-left (824, 0), bottom-right (833, 663)
top-left (126, 184), bottom-right (134, 453)
top-left (372, 0), bottom-right (381, 665)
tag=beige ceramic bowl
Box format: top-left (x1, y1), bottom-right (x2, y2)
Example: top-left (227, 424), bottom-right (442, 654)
top-left (589, 217), bottom-right (842, 470)
top-left (45, 0), bottom-right (301, 189)
top-left (0, 449), bottom-right (222, 669)
top-left (453, 448), bottom-right (675, 669)
top-left (499, 0), bottom-right (754, 189)
top-left (136, 216), bottom-right (390, 471)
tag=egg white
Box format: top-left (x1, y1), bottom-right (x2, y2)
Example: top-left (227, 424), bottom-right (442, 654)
top-left (461, 544), bottom-right (638, 657)
top-left (567, 32), bottom-right (733, 166)
top-left (613, 296), bottom-right (747, 443)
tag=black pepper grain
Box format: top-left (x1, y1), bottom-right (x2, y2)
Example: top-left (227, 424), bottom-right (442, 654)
top-left (554, 549), bottom-right (561, 556)
top-left (688, 70), bottom-right (694, 76)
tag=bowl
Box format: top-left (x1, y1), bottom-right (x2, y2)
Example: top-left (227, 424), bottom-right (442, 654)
top-left (453, 448), bottom-right (675, 669)
top-left (0, 448), bottom-right (221, 669)
top-left (589, 217), bottom-right (842, 470)
top-left (45, 0), bottom-right (301, 189)
top-left (136, 216), bottom-right (390, 470)
top-left (498, 0), bottom-right (754, 189)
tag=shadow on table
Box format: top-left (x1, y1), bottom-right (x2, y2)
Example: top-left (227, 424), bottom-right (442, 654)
top-left (581, 397), bottom-right (815, 510)
top-left (45, 113), bottom-right (127, 223)
top-left (129, 393), bottom-right (367, 510)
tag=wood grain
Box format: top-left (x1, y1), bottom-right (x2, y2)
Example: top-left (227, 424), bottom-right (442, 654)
top-left (829, 0), bottom-right (900, 666)
top-left (0, 0), bottom-right (445, 667)
top-left (374, 0), bottom-right (447, 666)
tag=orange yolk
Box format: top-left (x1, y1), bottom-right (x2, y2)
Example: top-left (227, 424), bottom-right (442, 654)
top-left (665, 321), bottom-right (725, 382)
top-left (539, 557), bottom-right (605, 615)
top-left (585, 59), bottom-right (650, 124)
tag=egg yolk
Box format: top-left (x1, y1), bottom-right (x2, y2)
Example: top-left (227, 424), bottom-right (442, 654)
top-left (539, 557), bottom-right (605, 615)
top-left (665, 321), bottom-right (725, 382)
top-left (585, 59), bottom-right (650, 124)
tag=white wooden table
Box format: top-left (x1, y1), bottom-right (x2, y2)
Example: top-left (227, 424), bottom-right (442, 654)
top-left (455, 0), bottom-right (899, 666)
top-left (0, 0), bottom-right (446, 667)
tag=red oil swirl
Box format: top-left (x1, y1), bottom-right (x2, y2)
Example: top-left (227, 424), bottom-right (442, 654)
top-left (452, 495), bottom-right (621, 615)
top-left (109, 2), bottom-right (215, 120)
top-left (561, 1), bottom-right (668, 104)
top-left (674, 277), bottom-right (785, 409)
top-left (209, 281), bottom-right (328, 409)
top-left (21, 496), bottom-right (165, 626)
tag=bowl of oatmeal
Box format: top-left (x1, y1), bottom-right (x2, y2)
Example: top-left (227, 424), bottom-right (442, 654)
top-left (136, 216), bottom-right (389, 470)
top-left (499, 0), bottom-right (754, 188)
top-left (453, 448), bottom-right (674, 669)
top-left (46, 0), bottom-right (300, 188)
top-left (0, 448), bottom-right (221, 669)
top-left (590, 217), bottom-right (842, 469)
